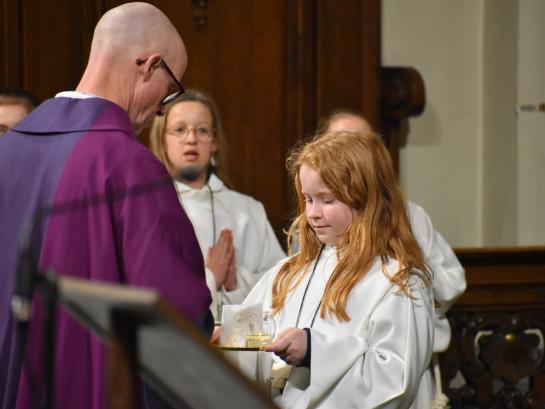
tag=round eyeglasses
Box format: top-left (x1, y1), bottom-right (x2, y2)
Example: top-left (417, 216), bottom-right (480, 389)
top-left (166, 125), bottom-right (214, 142)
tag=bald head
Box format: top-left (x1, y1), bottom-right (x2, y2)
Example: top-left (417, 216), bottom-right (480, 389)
top-left (327, 113), bottom-right (373, 134)
top-left (91, 2), bottom-right (185, 69)
top-left (78, 2), bottom-right (187, 133)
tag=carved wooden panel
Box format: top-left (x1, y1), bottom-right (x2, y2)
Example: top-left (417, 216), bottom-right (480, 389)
top-left (442, 311), bottom-right (545, 408)
top-left (443, 247), bottom-right (545, 408)
top-left (0, 0), bottom-right (22, 85)
top-left (315, 0), bottom-right (381, 128)
top-left (0, 0), bottom-right (99, 101)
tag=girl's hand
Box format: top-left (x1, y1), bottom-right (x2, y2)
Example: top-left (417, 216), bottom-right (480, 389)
top-left (206, 229), bottom-right (234, 289)
top-left (223, 248), bottom-right (237, 291)
top-left (210, 325), bottom-right (221, 345)
top-left (264, 327), bottom-right (307, 366)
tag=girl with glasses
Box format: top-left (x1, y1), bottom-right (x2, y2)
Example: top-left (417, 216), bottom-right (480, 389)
top-left (150, 89), bottom-right (285, 322)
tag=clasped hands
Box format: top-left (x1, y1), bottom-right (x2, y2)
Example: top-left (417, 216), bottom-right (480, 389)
top-left (206, 229), bottom-right (237, 291)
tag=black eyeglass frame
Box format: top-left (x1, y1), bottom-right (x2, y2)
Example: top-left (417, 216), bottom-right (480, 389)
top-left (158, 60), bottom-right (185, 105)
top-left (136, 58), bottom-right (185, 106)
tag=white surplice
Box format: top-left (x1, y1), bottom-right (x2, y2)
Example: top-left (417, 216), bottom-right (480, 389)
top-left (236, 246), bottom-right (435, 409)
top-left (407, 202), bottom-right (466, 408)
top-left (174, 174), bottom-right (286, 320)
top-left (407, 201), bottom-right (466, 353)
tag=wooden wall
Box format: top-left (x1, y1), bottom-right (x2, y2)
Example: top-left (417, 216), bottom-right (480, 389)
top-left (0, 0), bottom-right (382, 242)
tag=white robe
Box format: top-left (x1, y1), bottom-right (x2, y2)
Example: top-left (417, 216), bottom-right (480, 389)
top-left (235, 246), bottom-right (435, 409)
top-left (407, 201), bottom-right (466, 408)
top-left (407, 201), bottom-right (466, 353)
top-left (174, 174), bottom-right (286, 320)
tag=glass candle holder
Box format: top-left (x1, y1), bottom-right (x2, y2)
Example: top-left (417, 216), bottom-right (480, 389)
top-left (246, 311), bottom-right (276, 348)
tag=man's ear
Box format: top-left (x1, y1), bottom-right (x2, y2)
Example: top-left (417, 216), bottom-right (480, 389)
top-left (136, 54), bottom-right (162, 82)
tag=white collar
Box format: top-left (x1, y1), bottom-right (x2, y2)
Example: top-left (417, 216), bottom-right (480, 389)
top-left (174, 173), bottom-right (226, 194)
top-left (55, 91), bottom-right (104, 100)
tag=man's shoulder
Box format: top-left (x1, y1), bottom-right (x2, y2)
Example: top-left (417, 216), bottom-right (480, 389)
top-left (15, 97), bottom-right (132, 137)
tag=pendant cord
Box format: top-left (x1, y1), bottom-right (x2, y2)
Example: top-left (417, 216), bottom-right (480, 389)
top-left (207, 183), bottom-right (216, 244)
top-left (173, 179), bottom-right (217, 245)
top-left (295, 245), bottom-right (325, 328)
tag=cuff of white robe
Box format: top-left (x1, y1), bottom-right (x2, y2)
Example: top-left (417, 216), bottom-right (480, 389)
top-left (219, 287), bottom-right (244, 305)
top-left (297, 328), bottom-right (311, 369)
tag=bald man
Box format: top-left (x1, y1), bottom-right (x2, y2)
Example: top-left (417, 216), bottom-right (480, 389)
top-left (0, 4), bottom-right (211, 409)
top-left (318, 110), bottom-right (466, 408)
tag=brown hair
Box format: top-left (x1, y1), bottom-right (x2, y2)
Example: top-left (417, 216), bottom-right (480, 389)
top-left (149, 88), bottom-right (228, 183)
top-left (0, 88), bottom-right (39, 112)
top-left (273, 131), bottom-right (431, 321)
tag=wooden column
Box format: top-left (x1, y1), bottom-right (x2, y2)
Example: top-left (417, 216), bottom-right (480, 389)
top-left (380, 66), bottom-right (425, 174)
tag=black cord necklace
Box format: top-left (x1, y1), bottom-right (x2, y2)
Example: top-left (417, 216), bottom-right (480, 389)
top-left (207, 183), bottom-right (217, 244)
top-left (175, 178), bottom-right (217, 246)
top-left (295, 244), bottom-right (325, 328)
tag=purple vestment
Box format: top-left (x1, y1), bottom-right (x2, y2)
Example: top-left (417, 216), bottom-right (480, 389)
top-left (0, 97), bottom-right (212, 409)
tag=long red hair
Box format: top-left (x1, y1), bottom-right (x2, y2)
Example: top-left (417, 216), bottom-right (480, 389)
top-left (273, 131), bottom-right (431, 321)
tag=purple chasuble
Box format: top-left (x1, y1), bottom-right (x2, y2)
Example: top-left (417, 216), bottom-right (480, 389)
top-left (0, 97), bottom-right (211, 409)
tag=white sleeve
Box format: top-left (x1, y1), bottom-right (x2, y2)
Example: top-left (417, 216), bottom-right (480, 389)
top-left (248, 201), bottom-right (286, 278)
top-left (218, 263), bottom-right (256, 306)
top-left (307, 287), bottom-right (434, 409)
top-left (408, 202), bottom-right (466, 351)
top-left (219, 212), bottom-right (285, 305)
top-left (241, 264), bottom-right (278, 307)
top-left (204, 267), bottom-right (221, 321)
top-left (428, 230), bottom-right (466, 315)
top-left (228, 201), bottom-right (285, 303)
top-left (408, 202), bottom-right (466, 311)
top-left (216, 263), bottom-right (275, 318)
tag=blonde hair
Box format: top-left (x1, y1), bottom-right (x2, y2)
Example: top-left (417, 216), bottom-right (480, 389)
top-left (149, 88), bottom-right (228, 183)
top-left (273, 131), bottom-right (431, 321)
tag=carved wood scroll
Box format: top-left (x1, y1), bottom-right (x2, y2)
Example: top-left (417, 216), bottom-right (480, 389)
top-left (442, 247), bottom-right (545, 408)
top-left (380, 66), bottom-right (425, 173)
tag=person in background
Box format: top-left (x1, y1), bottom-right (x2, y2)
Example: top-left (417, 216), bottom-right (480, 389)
top-left (0, 88), bottom-right (39, 136)
top-left (236, 130), bottom-right (434, 408)
top-left (318, 109), bottom-right (466, 408)
top-left (150, 89), bottom-right (285, 321)
top-left (0, 3), bottom-right (212, 408)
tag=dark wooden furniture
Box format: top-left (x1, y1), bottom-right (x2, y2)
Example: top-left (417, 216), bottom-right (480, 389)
top-left (1, 0), bottom-right (424, 239)
top-left (443, 247), bottom-right (545, 408)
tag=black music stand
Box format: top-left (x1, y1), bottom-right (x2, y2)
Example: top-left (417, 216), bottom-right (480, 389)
top-left (57, 276), bottom-right (277, 409)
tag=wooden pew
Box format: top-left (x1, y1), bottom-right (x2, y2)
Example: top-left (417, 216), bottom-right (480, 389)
top-left (440, 247), bottom-right (545, 408)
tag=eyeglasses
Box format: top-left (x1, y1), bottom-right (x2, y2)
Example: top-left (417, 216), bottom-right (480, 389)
top-left (166, 125), bottom-right (214, 142)
top-left (159, 60), bottom-right (185, 105)
top-left (136, 58), bottom-right (185, 106)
